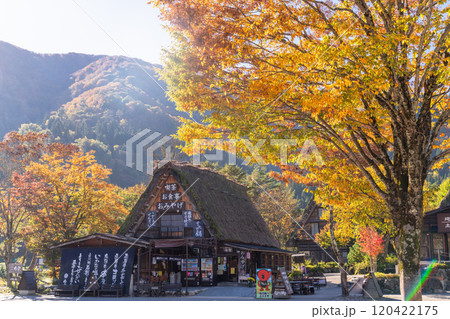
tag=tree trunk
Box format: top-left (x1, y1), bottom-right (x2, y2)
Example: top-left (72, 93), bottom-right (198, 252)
top-left (329, 209), bottom-right (348, 296)
top-left (4, 242), bottom-right (12, 288)
top-left (390, 186), bottom-right (424, 301)
top-left (394, 224), bottom-right (423, 301)
top-left (29, 253), bottom-right (37, 270)
top-left (369, 256), bottom-right (374, 273)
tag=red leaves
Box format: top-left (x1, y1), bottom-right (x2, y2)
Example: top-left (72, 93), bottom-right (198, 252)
top-left (357, 226), bottom-right (384, 258)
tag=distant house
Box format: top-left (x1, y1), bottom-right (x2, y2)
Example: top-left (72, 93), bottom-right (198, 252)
top-left (422, 198), bottom-right (450, 261)
top-left (289, 191), bottom-right (450, 264)
top-left (286, 199), bottom-right (347, 262)
top-left (53, 162), bottom-right (293, 294)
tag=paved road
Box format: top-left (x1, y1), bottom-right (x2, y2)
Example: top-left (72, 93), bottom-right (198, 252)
top-left (1, 274), bottom-right (448, 301)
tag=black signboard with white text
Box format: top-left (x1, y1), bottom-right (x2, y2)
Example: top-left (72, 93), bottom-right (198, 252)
top-left (157, 201), bottom-right (185, 211)
top-left (164, 183), bottom-right (179, 192)
top-left (59, 247), bottom-right (135, 295)
top-left (183, 210), bottom-right (194, 227)
top-left (161, 192), bottom-right (182, 201)
top-left (146, 211), bottom-right (158, 228)
top-left (194, 221), bottom-right (204, 238)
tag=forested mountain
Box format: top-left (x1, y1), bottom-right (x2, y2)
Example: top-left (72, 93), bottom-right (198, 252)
top-left (0, 41), bottom-right (183, 186)
top-left (0, 41), bottom-right (448, 192)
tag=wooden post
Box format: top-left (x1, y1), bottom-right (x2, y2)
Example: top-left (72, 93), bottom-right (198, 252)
top-left (149, 242), bottom-right (153, 280)
top-left (185, 239), bottom-right (189, 294)
top-left (137, 248), bottom-right (141, 283)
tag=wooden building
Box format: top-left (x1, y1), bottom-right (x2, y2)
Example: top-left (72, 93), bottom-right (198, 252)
top-left (53, 162), bottom-right (293, 292)
top-left (421, 203), bottom-right (450, 261)
top-left (286, 199), bottom-right (348, 262)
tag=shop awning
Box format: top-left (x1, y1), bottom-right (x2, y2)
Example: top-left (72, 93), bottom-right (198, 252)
top-left (224, 242), bottom-right (295, 254)
top-left (154, 239), bottom-right (187, 248)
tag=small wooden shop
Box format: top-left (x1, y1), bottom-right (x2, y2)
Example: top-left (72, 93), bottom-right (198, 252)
top-left (421, 205), bottom-right (450, 261)
top-left (53, 162), bottom-right (293, 294)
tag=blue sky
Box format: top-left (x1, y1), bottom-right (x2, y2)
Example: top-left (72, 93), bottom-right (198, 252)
top-left (0, 0), bottom-right (170, 64)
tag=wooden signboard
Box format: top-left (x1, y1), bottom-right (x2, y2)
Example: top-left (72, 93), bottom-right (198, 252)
top-left (161, 192), bottom-right (182, 201)
top-left (273, 267), bottom-right (293, 299)
top-left (8, 263), bottom-right (22, 274)
top-left (437, 213), bottom-right (450, 233)
top-left (157, 201), bottom-right (185, 211)
top-left (279, 267), bottom-right (294, 294)
top-left (164, 183), bottom-right (179, 192)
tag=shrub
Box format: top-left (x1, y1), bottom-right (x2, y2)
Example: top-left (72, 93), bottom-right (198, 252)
top-left (289, 270), bottom-right (303, 280)
top-left (0, 264), bottom-right (6, 279)
top-left (305, 265), bottom-right (325, 276)
top-left (372, 272), bottom-right (399, 279)
top-left (347, 243), bottom-right (367, 265)
top-left (434, 263), bottom-right (450, 270)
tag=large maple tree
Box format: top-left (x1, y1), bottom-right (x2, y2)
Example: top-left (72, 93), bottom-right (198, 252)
top-left (153, 0), bottom-right (450, 300)
top-left (0, 132), bottom-right (48, 287)
top-left (15, 145), bottom-right (128, 279)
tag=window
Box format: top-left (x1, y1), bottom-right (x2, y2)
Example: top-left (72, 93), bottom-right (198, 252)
top-left (161, 214), bottom-right (183, 238)
top-left (433, 233), bottom-right (444, 259)
top-left (311, 223), bottom-right (319, 236)
top-left (184, 227), bottom-right (193, 237)
top-left (318, 208), bottom-right (324, 218)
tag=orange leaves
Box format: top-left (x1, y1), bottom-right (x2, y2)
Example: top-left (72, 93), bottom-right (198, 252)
top-left (357, 226), bottom-right (384, 259)
top-left (155, 0), bottom-right (450, 257)
top-left (12, 142), bottom-right (129, 254)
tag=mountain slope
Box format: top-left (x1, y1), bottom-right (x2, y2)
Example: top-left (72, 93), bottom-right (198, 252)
top-left (0, 41), bottom-right (100, 135)
top-left (0, 41), bottom-right (183, 186)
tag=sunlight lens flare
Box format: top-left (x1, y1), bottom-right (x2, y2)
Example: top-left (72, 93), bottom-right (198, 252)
top-left (405, 260), bottom-right (437, 301)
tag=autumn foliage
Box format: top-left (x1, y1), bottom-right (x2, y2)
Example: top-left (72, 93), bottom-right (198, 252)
top-left (0, 132), bottom-right (130, 282)
top-left (358, 227), bottom-right (385, 272)
top-left (15, 145), bottom-right (128, 274)
top-left (153, 0), bottom-right (450, 300)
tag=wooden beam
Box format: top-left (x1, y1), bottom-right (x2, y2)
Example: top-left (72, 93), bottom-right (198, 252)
top-left (137, 247), bottom-right (141, 283)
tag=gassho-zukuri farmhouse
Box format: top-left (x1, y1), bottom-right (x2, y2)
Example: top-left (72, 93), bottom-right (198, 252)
top-left (52, 162), bottom-right (294, 295)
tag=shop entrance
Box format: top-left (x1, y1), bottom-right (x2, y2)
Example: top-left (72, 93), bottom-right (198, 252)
top-left (216, 256), bottom-right (238, 282)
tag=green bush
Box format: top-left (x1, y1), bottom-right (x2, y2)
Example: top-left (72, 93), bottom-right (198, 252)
top-left (372, 272), bottom-right (399, 279)
top-left (289, 270), bottom-right (303, 280)
top-left (385, 254), bottom-right (398, 265)
top-left (305, 265), bottom-right (325, 276)
top-left (377, 253), bottom-right (397, 273)
top-left (348, 243), bottom-right (366, 264)
top-left (434, 263), bottom-right (450, 270)
top-left (0, 264), bottom-right (6, 279)
top-left (353, 259), bottom-right (370, 274)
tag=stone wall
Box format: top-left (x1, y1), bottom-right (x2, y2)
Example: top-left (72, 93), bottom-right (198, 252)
top-left (377, 269), bottom-right (450, 294)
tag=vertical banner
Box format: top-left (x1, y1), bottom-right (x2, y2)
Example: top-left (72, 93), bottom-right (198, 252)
top-left (239, 251), bottom-right (246, 276)
top-left (146, 211), bottom-right (158, 228)
top-left (256, 268), bottom-right (272, 299)
top-left (194, 221), bottom-right (204, 238)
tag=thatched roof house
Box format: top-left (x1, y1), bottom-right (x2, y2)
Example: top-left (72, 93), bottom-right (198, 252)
top-left (53, 162), bottom-right (292, 291)
top-left (118, 162), bottom-right (280, 248)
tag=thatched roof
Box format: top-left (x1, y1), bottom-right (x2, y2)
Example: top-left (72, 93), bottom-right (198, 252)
top-left (118, 162), bottom-right (280, 248)
top-left (439, 189), bottom-right (450, 209)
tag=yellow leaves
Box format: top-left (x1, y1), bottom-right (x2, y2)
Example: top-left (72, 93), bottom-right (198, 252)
top-left (22, 145), bottom-right (128, 250)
